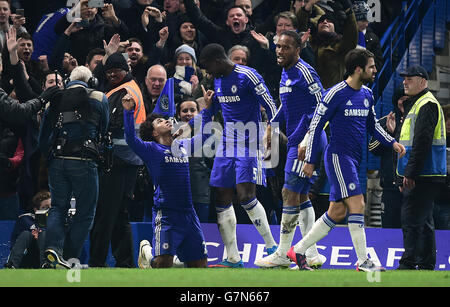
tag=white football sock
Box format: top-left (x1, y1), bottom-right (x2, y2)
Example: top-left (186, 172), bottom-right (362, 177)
top-left (294, 212), bottom-right (336, 254)
top-left (298, 200), bottom-right (319, 259)
top-left (278, 204), bottom-right (300, 255)
top-left (172, 255), bottom-right (185, 268)
top-left (216, 204), bottom-right (241, 262)
top-left (142, 244), bottom-right (153, 268)
top-left (241, 198), bottom-right (276, 249)
top-left (348, 214), bottom-right (368, 264)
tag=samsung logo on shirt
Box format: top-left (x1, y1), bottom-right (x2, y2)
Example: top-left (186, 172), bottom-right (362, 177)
top-left (279, 86), bottom-right (292, 94)
top-left (344, 109), bottom-right (369, 117)
top-left (164, 148), bottom-right (189, 163)
top-left (218, 95), bottom-right (241, 103)
top-left (165, 156), bottom-right (189, 163)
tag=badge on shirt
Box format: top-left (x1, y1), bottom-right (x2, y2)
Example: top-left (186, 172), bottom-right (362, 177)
top-left (317, 103), bottom-right (328, 115)
top-left (254, 83), bottom-right (266, 95)
top-left (308, 83), bottom-right (321, 95)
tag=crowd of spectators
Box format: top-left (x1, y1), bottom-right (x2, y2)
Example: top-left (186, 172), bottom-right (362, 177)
top-left (0, 0), bottom-right (448, 267)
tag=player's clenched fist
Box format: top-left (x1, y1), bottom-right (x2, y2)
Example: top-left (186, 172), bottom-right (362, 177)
top-left (122, 93), bottom-right (135, 111)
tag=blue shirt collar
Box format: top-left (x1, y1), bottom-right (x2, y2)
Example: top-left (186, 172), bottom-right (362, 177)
top-left (66, 80), bottom-right (88, 88)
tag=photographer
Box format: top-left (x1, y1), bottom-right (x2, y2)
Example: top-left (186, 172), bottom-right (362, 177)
top-left (38, 66), bottom-right (109, 269)
top-left (4, 191), bottom-right (50, 269)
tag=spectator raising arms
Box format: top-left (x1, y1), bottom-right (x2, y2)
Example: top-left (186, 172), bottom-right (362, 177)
top-left (54, 0), bottom-right (130, 65)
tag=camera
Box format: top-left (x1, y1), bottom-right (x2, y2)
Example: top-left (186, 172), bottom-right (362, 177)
top-left (88, 0), bottom-right (105, 8)
top-left (35, 198), bottom-right (77, 228)
top-left (35, 208), bottom-right (50, 229)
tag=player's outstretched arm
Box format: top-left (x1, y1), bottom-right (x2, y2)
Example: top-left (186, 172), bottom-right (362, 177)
top-left (122, 94), bottom-right (153, 163)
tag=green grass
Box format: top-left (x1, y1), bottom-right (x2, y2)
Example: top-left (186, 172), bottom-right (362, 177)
top-left (0, 268), bottom-right (449, 287)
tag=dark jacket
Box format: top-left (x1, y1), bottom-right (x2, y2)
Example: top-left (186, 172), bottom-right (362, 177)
top-left (0, 124), bottom-right (20, 195)
top-left (297, 8), bottom-right (358, 89)
top-left (0, 90), bottom-right (43, 196)
top-left (364, 26), bottom-right (384, 71)
top-left (183, 0), bottom-right (270, 74)
top-left (117, 1), bottom-right (162, 43)
top-left (5, 62), bottom-right (47, 207)
top-left (38, 81), bottom-right (110, 160)
top-left (9, 213), bottom-right (37, 248)
top-left (0, 89), bottom-right (42, 126)
top-left (1, 57), bottom-right (44, 96)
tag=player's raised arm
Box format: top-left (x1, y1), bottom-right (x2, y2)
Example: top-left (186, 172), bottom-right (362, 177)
top-left (122, 94), bottom-right (154, 164)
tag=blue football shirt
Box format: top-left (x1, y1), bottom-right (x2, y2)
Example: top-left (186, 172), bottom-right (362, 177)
top-left (123, 108), bottom-right (212, 211)
top-left (306, 81), bottom-right (394, 164)
top-left (272, 58), bottom-right (323, 148)
top-left (212, 64), bottom-right (277, 157)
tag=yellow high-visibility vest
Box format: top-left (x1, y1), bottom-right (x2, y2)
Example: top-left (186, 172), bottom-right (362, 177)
top-left (397, 91), bottom-right (446, 177)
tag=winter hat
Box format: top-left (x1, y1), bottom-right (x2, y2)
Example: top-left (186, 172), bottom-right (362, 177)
top-left (104, 52), bottom-right (129, 72)
top-left (400, 65), bottom-right (429, 80)
top-left (352, 1), bottom-right (371, 22)
top-left (174, 44), bottom-right (197, 64)
top-left (177, 14), bottom-right (193, 31)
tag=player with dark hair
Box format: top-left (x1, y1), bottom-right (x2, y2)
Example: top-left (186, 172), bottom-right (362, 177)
top-left (199, 43), bottom-right (278, 268)
top-left (255, 30), bottom-right (326, 268)
top-left (123, 86), bottom-right (215, 268)
top-left (289, 48), bottom-right (405, 271)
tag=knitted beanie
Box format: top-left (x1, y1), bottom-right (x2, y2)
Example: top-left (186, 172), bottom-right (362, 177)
top-left (104, 52), bottom-right (129, 72)
top-left (174, 44), bottom-right (197, 64)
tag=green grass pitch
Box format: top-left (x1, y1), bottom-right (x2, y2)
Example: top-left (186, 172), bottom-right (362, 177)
top-left (0, 268), bottom-right (449, 287)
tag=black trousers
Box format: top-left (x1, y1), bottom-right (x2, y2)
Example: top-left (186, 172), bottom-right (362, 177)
top-left (89, 160), bottom-right (138, 267)
top-left (381, 188), bottom-right (403, 228)
top-left (399, 180), bottom-right (441, 269)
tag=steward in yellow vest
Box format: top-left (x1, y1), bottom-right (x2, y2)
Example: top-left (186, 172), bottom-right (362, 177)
top-left (89, 52), bottom-right (145, 268)
top-left (396, 65), bottom-right (445, 270)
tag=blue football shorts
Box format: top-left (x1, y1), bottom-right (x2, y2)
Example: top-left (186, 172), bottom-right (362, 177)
top-left (210, 156), bottom-right (266, 187)
top-left (284, 146), bottom-right (312, 194)
top-left (283, 130), bottom-right (328, 194)
top-left (152, 207), bottom-right (207, 263)
top-left (324, 149), bottom-right (362, 202)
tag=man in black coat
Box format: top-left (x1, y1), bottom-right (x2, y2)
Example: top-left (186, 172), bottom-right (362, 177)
top-left (0, 88), bottom-right (47, 199)
top-left (54, 0), bottom-right (129, 65)
top-left (0, 87), bottom-right (44, 126)
top-left (183, 0), bottom-right (269, 73)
